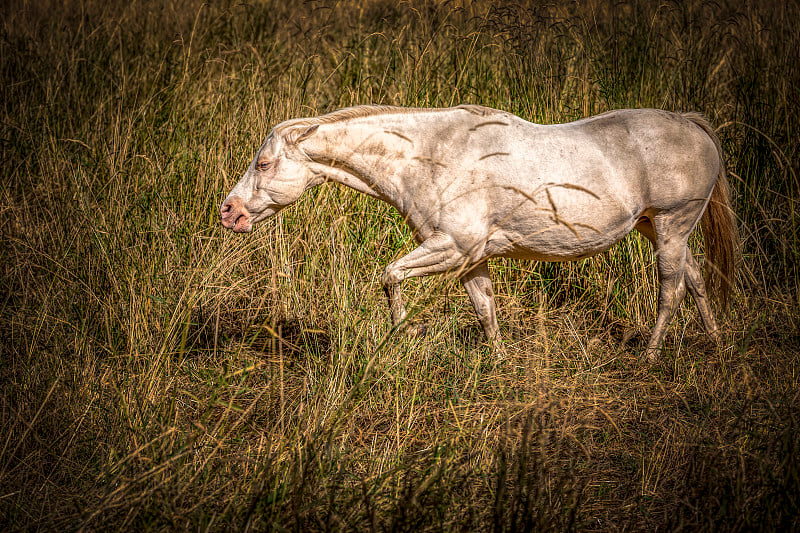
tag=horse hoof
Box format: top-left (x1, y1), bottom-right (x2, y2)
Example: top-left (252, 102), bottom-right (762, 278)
top-left (492, 342), bottom-right (509, 359)
top-left (406, 323), bottom-right (428, 338)
top-left (644, 348), bottom-right (660, 363)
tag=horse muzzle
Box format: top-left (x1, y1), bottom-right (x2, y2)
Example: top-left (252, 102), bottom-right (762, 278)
top-left (220, 195), bottom-right (253, 233)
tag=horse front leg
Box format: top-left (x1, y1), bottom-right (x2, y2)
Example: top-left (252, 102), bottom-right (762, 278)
top-left (381, 232), bottom-right (471, 332)
top-left (383, 281), bottom-right (407, 327)
top-left (461, 262), bottom-right (499, 341)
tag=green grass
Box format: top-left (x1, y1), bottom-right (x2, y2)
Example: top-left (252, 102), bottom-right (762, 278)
top-left (1, 0), bottom-right (798, 530)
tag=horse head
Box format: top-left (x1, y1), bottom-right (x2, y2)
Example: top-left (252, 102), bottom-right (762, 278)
top-left (220, 123), bottom-right (319, 232)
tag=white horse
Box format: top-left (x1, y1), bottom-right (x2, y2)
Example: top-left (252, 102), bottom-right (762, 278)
top-left (221, 105), bottom-right (737, 360)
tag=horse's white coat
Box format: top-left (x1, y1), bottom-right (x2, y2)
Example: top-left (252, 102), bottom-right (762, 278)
top-left (221, 105), bottom-right (735, 360)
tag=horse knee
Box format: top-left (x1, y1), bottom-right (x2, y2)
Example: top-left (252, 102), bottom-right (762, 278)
top-left (382, 264), bottom-right (403, 287)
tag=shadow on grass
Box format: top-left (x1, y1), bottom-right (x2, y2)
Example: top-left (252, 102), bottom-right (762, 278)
top-left (240, 407), bottom-right (584, 531)
top-left (183, 304), bottom-right (332, 362)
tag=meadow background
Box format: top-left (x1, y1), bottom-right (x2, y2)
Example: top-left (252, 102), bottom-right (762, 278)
top-left (1, 0), bottom-right (798, 530)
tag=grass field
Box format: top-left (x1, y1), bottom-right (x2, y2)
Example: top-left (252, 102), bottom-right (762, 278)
top-left (1, 0), bottom-right (798, 530)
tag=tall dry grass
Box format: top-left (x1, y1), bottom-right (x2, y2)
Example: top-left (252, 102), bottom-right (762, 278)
top-left (1, 0), bottom-right (798, 530)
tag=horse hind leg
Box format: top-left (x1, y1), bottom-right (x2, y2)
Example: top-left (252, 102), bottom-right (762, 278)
top-left (635, 216), bottom-right (689, 361)
top-left (636, 217), bottom-right (720, 356)
top-left (683, 249), bottom-right (721, 340)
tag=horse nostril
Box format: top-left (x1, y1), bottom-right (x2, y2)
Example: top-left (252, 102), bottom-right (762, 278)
top-left (221, 202), bottom-right (231, 217)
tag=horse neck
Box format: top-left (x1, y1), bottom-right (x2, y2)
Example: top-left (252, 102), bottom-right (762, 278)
top-left (302, 117), bottom-right (420, 205)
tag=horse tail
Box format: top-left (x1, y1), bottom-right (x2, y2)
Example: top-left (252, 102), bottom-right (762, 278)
top-left (683, 112), bottom-right (739, 311)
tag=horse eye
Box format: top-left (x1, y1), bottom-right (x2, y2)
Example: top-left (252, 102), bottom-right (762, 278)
top-left (257, 161), bottom-right (272, 171)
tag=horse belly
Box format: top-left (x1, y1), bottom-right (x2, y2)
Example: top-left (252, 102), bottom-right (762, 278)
top-left (486, 204), bottom-right (640, 262)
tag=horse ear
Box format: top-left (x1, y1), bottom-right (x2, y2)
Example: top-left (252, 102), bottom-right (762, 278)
top-left (289, 124), bottom-right (319, 145)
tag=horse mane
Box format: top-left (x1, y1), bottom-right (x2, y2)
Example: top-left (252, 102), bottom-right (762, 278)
top-left (274, 104), bottom-right (501, 134)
